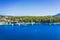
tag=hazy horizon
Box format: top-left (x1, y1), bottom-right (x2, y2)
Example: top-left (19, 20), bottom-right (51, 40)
top-left (0, 0), bottom-right (60, 16)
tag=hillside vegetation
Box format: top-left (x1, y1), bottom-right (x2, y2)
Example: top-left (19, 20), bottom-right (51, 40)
top-left (0, 16), bottom-right (60, 23)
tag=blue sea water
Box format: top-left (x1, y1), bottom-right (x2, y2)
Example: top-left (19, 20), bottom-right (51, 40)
top-left (0, 24), bottom-right (60, 40)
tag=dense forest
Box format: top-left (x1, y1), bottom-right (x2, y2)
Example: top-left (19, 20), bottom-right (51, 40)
top-left (0, 16), bottom-right (60, 23)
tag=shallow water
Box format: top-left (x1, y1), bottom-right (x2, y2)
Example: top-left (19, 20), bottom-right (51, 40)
top-left (0, 24), bottom-right (60, 40)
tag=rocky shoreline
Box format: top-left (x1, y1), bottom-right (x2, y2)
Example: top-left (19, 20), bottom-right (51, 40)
top-left (0, 22), bottom-right (60, 25)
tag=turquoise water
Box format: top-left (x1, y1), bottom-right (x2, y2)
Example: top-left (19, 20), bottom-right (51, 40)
top-left (0, 24), bottom-right (60, 40)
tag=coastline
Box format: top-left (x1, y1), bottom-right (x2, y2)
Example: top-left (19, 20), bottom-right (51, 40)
top-left (0, 22), bottom-right (60, 25)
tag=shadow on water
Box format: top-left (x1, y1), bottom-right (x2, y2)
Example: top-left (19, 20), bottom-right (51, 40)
top-left (0, 24), bottom-right (60, 40)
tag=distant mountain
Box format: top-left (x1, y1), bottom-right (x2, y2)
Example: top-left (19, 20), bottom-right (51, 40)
top-left (0, 15), bottom-right (11, 16)
top-left (54, 13), bottom-right (60, 16)
top-left (0, 15), bottom-right (5, 16)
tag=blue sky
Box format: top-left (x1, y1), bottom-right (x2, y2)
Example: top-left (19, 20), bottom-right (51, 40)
top-left (0, 0), bottom-right (60, 16)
